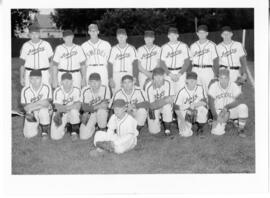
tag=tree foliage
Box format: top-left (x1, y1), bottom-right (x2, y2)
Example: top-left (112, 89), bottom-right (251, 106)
top-left (11, 9), bottom-right (38, 37)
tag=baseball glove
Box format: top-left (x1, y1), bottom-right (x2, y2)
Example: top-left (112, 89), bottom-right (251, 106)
top-left (235, 75), bottom-right (247, 86)
top-left (217, 109), bottom-right (230, 124)
top-left (25, 112), bottom-right (37, 122)
top-left (53, 112), bottom-right (63, 127)
top-left (185, 108), bottom-right (197, 124)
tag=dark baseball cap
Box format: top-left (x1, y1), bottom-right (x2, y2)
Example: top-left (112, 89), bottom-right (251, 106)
top-left (112, 99), bottom-right (127, 109)
top-left (63, 29), bottom-right (74, 37)
top-left (221, 26), bottom-right (232, 33)
top-left (29, 69), bottom-right (42, 77)
top-left (121, 75), bottom-right (134, 82)
top-left (168, 27), bottom-right (178, 34)
top-left (197, 25), bottom-right (208, 32)
top-left (144, 30), bottom-right (155, 38)
top-left (152, 67), bottom-right (165, 76)
top-left (219, 69), bottom-right (230, 77)
top-left (61, 72), bottom-right (72, 81)
top-left (28, 25), bottom-right (40, 33)
top-left (186, 72), bottom-right (198, 80)
top-left (89, 73), bottom-right (101, 81)
top-left (116, 28), bottom-right (127, 35)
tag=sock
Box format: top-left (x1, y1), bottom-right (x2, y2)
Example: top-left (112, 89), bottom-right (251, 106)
top-left (71, 123), bottom-right (80, 135)
top-left (39, 124), bottom-right (50, 135)
top-left (238, 118), bottom-right (247, 130)
top-left (98, 127), bottom-right (107, 132)
top-left (137, 125), bottom-right (144, 132)
top-left (163, 122), bottom-right (171, 131)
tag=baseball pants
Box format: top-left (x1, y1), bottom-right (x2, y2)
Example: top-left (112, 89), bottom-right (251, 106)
top-left (192, 67), bottom-right (214, 93)
top-left (25, 69), bottom-right (50, 87)
top-left (80, 109), bottom-right (108, 140)
top-left (217, 104), bottom-right (248, 120)
top-left (129, 108), bottom-right (148, 127)
top-left (87, 66), bottom-right (108, 87)
top-left (23, 108), bottom-right (50, 138)
top-left (94, 131), bottom-right (137, 154)
top-left (50, 109), bottom-right (80, 140)
top-left (58, 71), bottom-right (81, 88)
top-left (148, 104), bottom-right (173, 134)
top-left (168, 71), bottom-right (186, 94)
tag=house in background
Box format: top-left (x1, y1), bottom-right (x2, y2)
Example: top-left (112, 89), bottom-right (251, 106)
top-left (18, 14), bottom-right (62, 38)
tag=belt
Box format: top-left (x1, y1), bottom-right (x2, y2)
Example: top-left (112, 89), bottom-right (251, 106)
top-left (220, 65), bottom-right (240, 70)
top-left (168, 67), bottom-right (182, 71)
top-left (88, 64), bottom-right (104, 66)
top-left (25, 67), bottom-right (49, 71)
top-left (193, 64), bottom-right (212, 68)
top-left (58, 69), bottom-right (80, 73)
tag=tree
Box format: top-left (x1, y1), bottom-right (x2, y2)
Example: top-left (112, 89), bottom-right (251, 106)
top-left (11, 9), bottom-right (38, 37)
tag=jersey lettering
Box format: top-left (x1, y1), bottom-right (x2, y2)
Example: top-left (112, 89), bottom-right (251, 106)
top-left (27, 47), bottom-right (45, 55)
top-left (166, 50), bottom-right (182, 58)
top-left (30, 94), bottom-right (43, 103)
top-left (60, 51), bottom-right (78, 59)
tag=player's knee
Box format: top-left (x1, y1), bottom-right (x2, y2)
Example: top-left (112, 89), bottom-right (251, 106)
top-left (148, 120), bottom-right (160, 134)
top-left (69, 109), bottom-right (80, 123)
top-left (39, 108), bottom-right (50, 124)
top-left (238, 104), bottom-right (249, 117)
top-left (93, 130), bottom-right (107, 146)
top-left (79, 125), bottom-right (95, 140)
top-left (50, 129), bottom-right (64, 140)
top-left (23, 121), bottom-right (39, 138)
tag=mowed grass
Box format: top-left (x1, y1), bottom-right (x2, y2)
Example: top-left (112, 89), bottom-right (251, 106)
top-left (11, 58), bottom-right (255, 174)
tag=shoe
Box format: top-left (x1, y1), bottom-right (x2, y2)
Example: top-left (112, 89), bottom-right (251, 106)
top-left (96, 141), bottom-right (114, 152)
top-left (238, 129), bottom-right (247, 138)
top-left (71, 132), bottom-right (78, 141)
top-left (41, 132), bottom-right (49, 141)
top-left (164, 129), bottom-right (171, 136)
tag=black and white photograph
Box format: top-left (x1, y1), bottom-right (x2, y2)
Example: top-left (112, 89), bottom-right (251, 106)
top-left (1, 0), bottom-right (269, 197)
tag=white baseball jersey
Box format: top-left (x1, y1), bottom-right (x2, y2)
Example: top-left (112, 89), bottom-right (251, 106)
top-left (107, 113), bottom-right (138, 136)
top-left (53, 86), bottom-right (81, 105)
top-left (208, 81), bottom-right (241, 110)
top-left (160, 41), bottom-right (189, 69)
top-left (81, 39), bottom-right (111, 66)
top-left (137, 45), bottom-right (161, 71)
top-left (81, 85), bottom-right (110, 105)
top-left (20, 40), bottom-right (53, 69)
top-left (174, 85), bottom-right (206, 110)
top-left (53, 44), bottom-right (86, 70)
top-left (189, 40), bottom-right (218, 65)
top-left (21, 83), bottom-right (52, 104)
top-left (112, 87), bottom-right (147, 105)
top-left (217, 41), bottom-right (247, 67)
top-left (145, 80), bottom-right (174, 103)
top-left (108, 44), bottom-right (137, 73)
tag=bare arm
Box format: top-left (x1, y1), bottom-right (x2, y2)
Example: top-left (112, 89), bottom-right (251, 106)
top-left (66, 101), bottom-right (81, 111)
top-left (23, 99), bottom-right (50, 112)
top-left (179, 58), bottom-right (191, 75)
top-left (81, 61), bottom-right (87, 87)
top-left (52, 61), bottom-right (59, 88)
top-left (213, 57), bottom-right (219, 78)
top-left (240, 56), bottom-right (248, 78)
top-left (138, 60), bottom-right (152, 78)
top-left (208, 95), bottom-right (217, 120)
top-left (224, 94), bottom-right (243, 110)
top-left (20, 59), bottom-right (25, 87)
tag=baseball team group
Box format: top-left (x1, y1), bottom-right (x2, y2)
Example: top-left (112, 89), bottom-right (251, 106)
top-left (17, 22), bottom-right (249, 156)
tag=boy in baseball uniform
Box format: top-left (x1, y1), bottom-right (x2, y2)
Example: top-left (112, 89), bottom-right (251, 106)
top-left (111, 75), bottom-right (149, 133)
top-left (52, 30), bottom-right (86, 88)
top-left (145, 67), bottom-right (175, 136)
top-left (208, 69), bottom-right (248, 137)
top-left (216, 26), bottom-right (248, 83)
top-left (80, 73), bottom-right (110, 140)
top-left (21, 70), bottom-right (52, 140)
top-left (160, 27), bottom-right (190, 93)
top-left (19, 25), bottom-right (54, 87)
top-left (91, 99), bottom-right (139, 156)
top-left (51, 73), bottom-right (81, 141)
top-left (137, 30), bottom-right (161, 89)
top-left (108, 28), bottom-right (138, 92)
top-left (190, 25), bottom-right (219, 92)
top-left (81, 24), bottom-right (111, 88)
top-left (174, 72), bottom-right (208, 137)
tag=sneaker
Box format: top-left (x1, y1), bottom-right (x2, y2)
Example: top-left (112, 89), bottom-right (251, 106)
top-left (41, 132), bottom-right (49, 141)
top-left (164, 129), bottom-right (171, 136)
top-left (71, 132), bottom-right (78, 141)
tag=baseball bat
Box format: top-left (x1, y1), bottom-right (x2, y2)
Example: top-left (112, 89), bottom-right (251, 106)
top-left (242, 29), bottom-right (246, 48)
top-left (12, 110), bottom-right (25, 117)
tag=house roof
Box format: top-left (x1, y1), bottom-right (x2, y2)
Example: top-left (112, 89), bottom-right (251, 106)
top-left (34, 14), bottom-right (56, 29)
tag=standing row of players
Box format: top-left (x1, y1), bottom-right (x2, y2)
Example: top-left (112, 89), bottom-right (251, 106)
top-left (19, 24), bottom-right (248, 94)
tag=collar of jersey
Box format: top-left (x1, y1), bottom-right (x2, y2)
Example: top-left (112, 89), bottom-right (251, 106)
top-left (61, 85), bottom-right (74, 95)
top-left (30, 83), bottom-right (43, 95)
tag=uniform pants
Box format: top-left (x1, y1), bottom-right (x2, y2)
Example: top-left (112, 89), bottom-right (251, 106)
top-left (94, 131), bottom-right (137, 154)
top-left (217, 104), bottom-right (248, 120)
top-left (23, 108), bottom-right (50, 138)
top-left (192, 67), bottom-right (214, 93)
top-left (167, 71), bottom-right (186, 94)
top-left (80, 109), bottom-right (108, 140)
top-left (148, 104), bottom-right (173, 134)
top-left (51, 109), bottom-right (80, 140)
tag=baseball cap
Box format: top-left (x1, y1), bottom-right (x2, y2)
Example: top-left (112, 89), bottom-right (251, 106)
top-left (61, 72), bottom-right (72, 81)
top-left (144, 30), bottom-right (155, 38)
top-left (197, 25), bottom-right (208, 32)
top-left (89, 73), bottom-right (101, 81)
top-left (219, 69), bottom-right (230, 77)
top-left (62, 29), bottom-right (74, 37)
top-left (116, 28), bottom-right (127, 35)
top-left (29, 69), bottom-right (42, 77)
top-left (88, 24), bottom-right (99, 31)
top-left (28, 24), bottom-right (40, 33)
top-left (152, 67), bottom-right (165, 76)
top-left (112, 99), bottom-right (127, 109)
top-left (186, 72), bottom-right (198, 80)
top-left (221, 26), bottom-right (232, 33)
top-left (121, 75), bottom-right (134, 82)
top-left (168, 27), bottom-right (178, 34)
